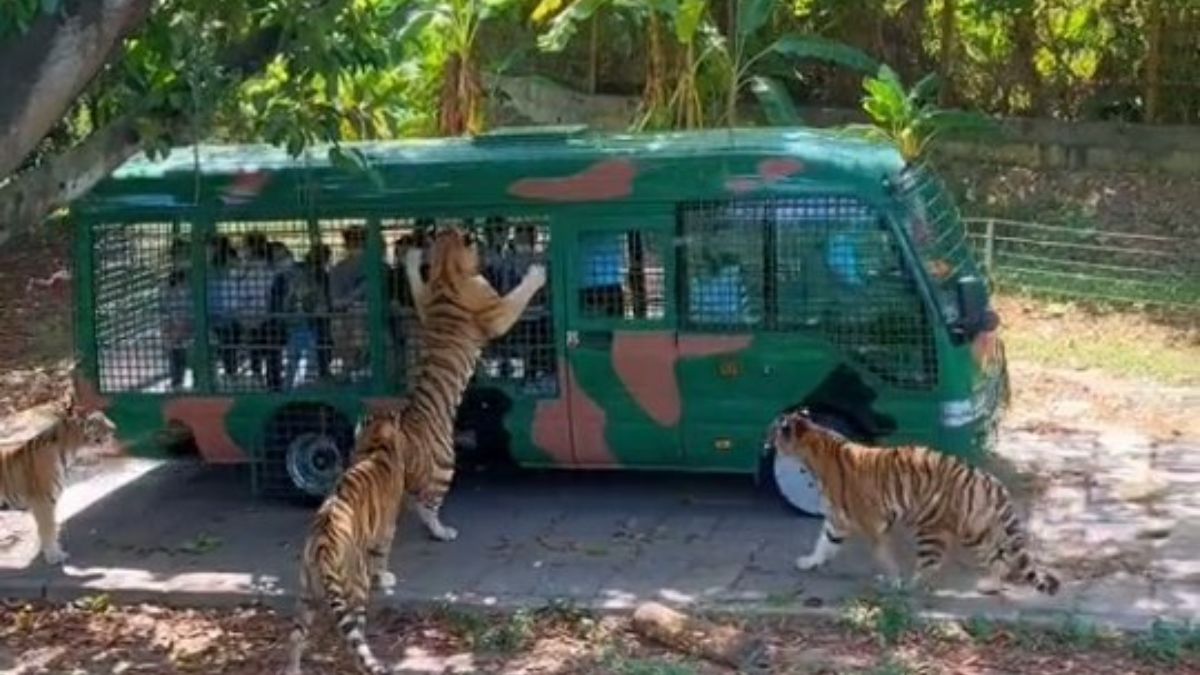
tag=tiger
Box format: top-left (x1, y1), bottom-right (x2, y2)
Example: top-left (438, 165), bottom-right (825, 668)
top-left (0, 390), bottom-right (114, 565)
top-left (285, 226), bottom-right (547, 675)
top-left (766, 407), bottom-right (1059, 596)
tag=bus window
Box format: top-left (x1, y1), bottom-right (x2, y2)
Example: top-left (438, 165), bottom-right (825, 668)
top-left (678, 202), bottom-right (765, 329)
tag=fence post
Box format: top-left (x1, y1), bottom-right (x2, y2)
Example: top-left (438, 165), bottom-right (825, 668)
top-left (984, 218), bottom-right (996, 273)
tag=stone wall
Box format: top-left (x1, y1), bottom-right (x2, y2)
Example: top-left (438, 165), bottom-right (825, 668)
top-left (486, 75), bottom-right (1200, 239)
top-left (487, 75), bottom-right (1200, 177)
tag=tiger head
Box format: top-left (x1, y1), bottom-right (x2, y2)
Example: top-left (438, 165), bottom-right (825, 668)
top-left (766, 407), bottom-right (833, 466)
top-left (57, 388), bottom-right (116, 447)
top-left (427, 226), bottom-right (480, 283)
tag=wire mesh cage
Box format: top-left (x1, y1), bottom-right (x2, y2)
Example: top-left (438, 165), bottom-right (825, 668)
top-left (679, 196), bottom-right (938, 390)
top-left (379, 216), bottom-right (559, 398)
top-left (204, 219), bottom-right (371, 392)
top-left (94, 221), bottom-right (196, 393)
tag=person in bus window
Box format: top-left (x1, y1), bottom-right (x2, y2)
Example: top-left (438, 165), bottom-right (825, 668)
top-left (328, 225), bottom-right (368, 377)
top-left (161, 237), bottom-right (193, 388)
top-left (239, 231), bottom-right (280, 386)
top-left (579, 232), bottom-right (626, 317)
top-left (207, 235), bottom-right (241, 380)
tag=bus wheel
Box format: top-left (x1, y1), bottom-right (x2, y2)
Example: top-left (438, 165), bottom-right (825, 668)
top-left (763, 411), bottom-right (862, 518)
top-left (263, 403), bottom-right (354, 504)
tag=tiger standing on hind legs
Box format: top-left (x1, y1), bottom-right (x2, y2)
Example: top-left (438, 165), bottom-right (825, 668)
top-left (285, 226), bottom-right (547, 675)
top-left (767, 408), bottom-right (1060, 597)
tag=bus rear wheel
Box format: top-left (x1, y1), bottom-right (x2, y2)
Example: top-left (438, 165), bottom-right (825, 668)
top-left (763, 410), bottom-right (863, 518)
top-left (263, 403), bottom-right (354, 504)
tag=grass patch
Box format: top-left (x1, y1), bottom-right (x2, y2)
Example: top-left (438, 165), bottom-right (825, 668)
top-left (1131, 619), bottom-right (1200, 665)
top-left (996, 295), bottom-right (1200, 384)
top-left (600, 650), bottom-right (699, 675)
top-left (841, 584), bottom-right (918, 646)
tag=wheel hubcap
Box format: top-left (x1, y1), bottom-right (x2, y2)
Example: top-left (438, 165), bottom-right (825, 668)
top-left (285, 432), bottom-right (344, 498)
top-left (772, 451), bottom-right (825, 517)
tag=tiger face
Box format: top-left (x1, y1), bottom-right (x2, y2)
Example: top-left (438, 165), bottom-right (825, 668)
top-left (768, 408), bottom-right (816, 455)
top-left (79, 411), bottom-right (116, 446)
top-left (427, 226), bottom-right (480, 282)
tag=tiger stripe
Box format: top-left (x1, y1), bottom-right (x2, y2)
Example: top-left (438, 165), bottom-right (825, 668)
top-left (286, 227), bottom-right (546, 675)
top-left (770, 408), bottom-right (1059, 596)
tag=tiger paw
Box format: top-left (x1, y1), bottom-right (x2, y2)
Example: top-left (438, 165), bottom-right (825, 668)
top-left (373, 570), bottom-right (397, 591)
top-left (42, 546), bottom-right (69, 566)
top-left (429, 524), bottom-right (458, 542)
top-left (976, 577), bottom-right (1005, 595)
top-left (794, 555), bottom-right (823, 571)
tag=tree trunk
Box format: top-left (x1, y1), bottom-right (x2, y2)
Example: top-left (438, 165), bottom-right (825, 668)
top-left (0, 25), bottom-right (284, 248)
top-left (1011, 2), bottom-right (1042, 116)
top-left (1144, 0), bottom-right (1163, 123)
top-left (631, 602), bottom-right (766, 670)
top-left (588, 13), bottom-right (599, 95)
top-left (938, 0), bottom-right (957, 106)
top-left (0, 0), bottom-right (154, 179)
top-left (0, 116), bottom-right (145, 248)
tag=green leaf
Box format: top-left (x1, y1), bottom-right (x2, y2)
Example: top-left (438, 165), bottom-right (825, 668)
top-left (394, 8), bottom-right (438, 44)
top-left (909, 72), bottom-right (940, 106)
top-left (769, 34), bottom-right (879, 74)
top-left (531, 0), bottom-right (565, 22)
top-left (674, 0), bottom-right (706, 44)
top-left (736, 0), bottom-right (773, 41)
top-left (749, 75), bottom-right (802, 126)
top-left (40, 0), bottom-right (59, 14)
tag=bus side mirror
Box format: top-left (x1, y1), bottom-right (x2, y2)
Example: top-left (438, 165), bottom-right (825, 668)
top-left (954, 275), bottom-right (996, 338)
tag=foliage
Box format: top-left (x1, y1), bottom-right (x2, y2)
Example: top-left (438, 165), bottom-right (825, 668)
top-left (715, 1), bottom-right (880, 126)
top-left (0, 0), bottom-right (64, 38)
top-left (532, 0), bottom-right (878, 130)
top-left (840, 65), bottom-right (998, 161)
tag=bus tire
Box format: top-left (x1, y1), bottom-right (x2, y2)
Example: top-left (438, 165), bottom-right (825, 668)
top-left (761, 409), bottom-right (865, 518)
top-left (262, 403), bottom-right (354, 505)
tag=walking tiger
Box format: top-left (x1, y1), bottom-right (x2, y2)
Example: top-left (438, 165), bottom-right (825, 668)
top-left (767, 408), bottom-right (1059, 596)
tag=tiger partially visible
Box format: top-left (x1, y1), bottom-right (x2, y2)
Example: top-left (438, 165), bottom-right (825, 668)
top-left (767, 408), bottom-right (1059, 596)
top-left (0, 391), bottom-right (114, 565)
top-left (285, 226), bottom-right (547, 675)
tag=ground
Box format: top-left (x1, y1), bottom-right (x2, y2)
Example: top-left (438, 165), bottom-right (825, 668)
top-left (1, 221), bottom-right (1199, 674)
top-left (3, 600), bottom-right (1198, 674)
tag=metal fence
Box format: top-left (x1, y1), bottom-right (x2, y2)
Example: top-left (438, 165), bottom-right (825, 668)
top-left (963, 217), bottom-right (1200, 313)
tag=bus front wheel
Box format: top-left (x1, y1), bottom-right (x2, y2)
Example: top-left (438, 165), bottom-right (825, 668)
top-left (263, 404), bottom-right (354, 504)
top-left (763, 410), bottom-right (863, 518)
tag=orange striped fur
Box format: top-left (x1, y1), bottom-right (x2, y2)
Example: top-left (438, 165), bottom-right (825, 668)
top-left (0, 392), bottom-right (113, 565)
top-left (769, 408), bottom-right (1059, 596)
top-left (286, 227), bottom-right (546, 675)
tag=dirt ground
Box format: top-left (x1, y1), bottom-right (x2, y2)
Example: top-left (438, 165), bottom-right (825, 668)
top-left (2, 601), bottom-right (1196, 675)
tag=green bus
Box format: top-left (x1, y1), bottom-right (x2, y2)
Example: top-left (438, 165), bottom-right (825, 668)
top-left (70, 126), bottom-right (1008, 516)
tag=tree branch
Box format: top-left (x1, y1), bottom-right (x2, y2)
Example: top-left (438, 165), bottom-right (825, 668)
top-left (0, 0), bottom-right (155, 178)
top-left (0, 24), bottom-right (287, 248)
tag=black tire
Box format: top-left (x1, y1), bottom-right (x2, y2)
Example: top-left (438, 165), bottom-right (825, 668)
top-left (261, 403), bottom-right (355, 505)
top-left (761, 409), bottom-right (865, 518)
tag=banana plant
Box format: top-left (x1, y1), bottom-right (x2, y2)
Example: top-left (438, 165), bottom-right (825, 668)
top-left (397, 0), bottom-right (520, 136)
top-left (841, 65), bottom-right (999, 162)
top-left (716, 0), bottom-right (879, 127)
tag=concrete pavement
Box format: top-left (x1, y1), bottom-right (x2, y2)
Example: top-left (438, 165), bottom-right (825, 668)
top-left (1, 425), bottom-right (1197, 630)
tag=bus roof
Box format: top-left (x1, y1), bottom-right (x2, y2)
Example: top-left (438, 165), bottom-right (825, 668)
top-left (78, 126), bottom-right (908, 215)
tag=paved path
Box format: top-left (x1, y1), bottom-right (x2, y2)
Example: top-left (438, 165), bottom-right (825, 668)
top-left (1, 427), bottom-right (1197, 630)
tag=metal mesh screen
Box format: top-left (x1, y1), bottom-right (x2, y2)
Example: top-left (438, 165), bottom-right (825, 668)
top-left (679, 197), bottom-right (937, 390)
top-left (381, 216), bottom-right (558, 396)
top-left (94, 221), bottom-right (195, 393)
top-left (896, 164), bottom-right (979, 324)
top-left (207, 219), bottom-right (370, 392)
top-left (578, 230), bottom-right (666, 320)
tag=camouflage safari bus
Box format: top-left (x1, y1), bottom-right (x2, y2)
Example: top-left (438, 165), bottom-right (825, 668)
top-left (70, 126), bottom-right (1008, 516)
